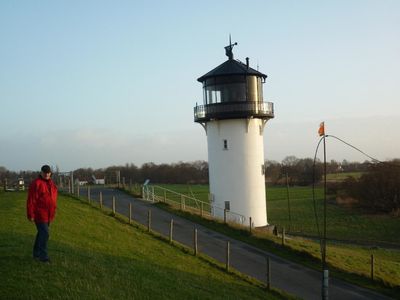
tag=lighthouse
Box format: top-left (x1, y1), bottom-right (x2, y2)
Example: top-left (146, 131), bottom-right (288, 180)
top-left (194, 41), bottom-right (274, 227)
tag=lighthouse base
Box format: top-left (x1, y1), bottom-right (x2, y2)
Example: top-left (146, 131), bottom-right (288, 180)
top-left (207, 118), bottom-right (268, 227)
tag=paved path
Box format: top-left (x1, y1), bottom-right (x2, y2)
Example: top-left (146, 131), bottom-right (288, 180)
top-left (77, 187), bottom-right (392, 300)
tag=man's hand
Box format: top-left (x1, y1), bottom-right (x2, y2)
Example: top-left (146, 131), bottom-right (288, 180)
top-left (29, 218), bottom-right (34, 222)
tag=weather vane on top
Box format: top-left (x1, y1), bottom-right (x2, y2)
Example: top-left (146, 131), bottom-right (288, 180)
top-left (224, 34), bottom-right (238, 60)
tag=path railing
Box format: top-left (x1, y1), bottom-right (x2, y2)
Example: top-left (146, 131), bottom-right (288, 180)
top-left (142, 185), bottom-right (246, 225)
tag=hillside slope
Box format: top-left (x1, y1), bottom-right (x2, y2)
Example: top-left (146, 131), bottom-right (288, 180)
top-left (0, 191), bottom-right (287, 299)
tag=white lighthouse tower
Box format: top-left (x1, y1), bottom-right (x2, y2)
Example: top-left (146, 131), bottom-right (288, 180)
top-left (194, 41), bottom-right (274, 227)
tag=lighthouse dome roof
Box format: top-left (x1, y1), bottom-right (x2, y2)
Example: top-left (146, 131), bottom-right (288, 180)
top-left (197, 59), bottom-right (267, 83)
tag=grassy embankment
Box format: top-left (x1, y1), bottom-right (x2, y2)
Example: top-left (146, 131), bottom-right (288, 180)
top-left (144, 183), bottom-right (400, 298)
top-left (0, 191), bottom-right (290, 300)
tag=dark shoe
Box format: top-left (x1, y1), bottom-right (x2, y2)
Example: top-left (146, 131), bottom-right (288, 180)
top-left (39, 258), bottom-right (51, 264)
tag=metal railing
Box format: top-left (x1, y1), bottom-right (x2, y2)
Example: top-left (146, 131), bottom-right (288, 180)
top-left (142, 185), bottom-right (246, 224)
top-left (194, 101), bottom-right (274, 122)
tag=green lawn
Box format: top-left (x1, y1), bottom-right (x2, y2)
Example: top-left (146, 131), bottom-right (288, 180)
top-left (325, 172), bottom-right (363, 182)
top-left (153, 184), bottom-right (400, 245)
top-left (266, 186), bottom-right (400, 245)
top-left (0, 191), bottom-right (288, 300)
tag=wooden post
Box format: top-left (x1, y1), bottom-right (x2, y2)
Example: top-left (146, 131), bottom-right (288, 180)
top-left (99, 191), bottom-right (103, 209)
top-left (371, 254), bottom-right (374, 281)
top-left (226, 241), bottom-right (230, 272)
top-left (77, 184), bottom-right (80, 197)
top-left (112, 196), bottom-right (116, 214)
top-left (282, 227), bottom-right (286, 246)
top-left (194, 227), bottom-right (198, 256)
top-left (129, 203), bottom-right (132, 224)
top-left (180, 195), bottom-right (184, 211)
top-left (224, 209), bottom-right (227, 223)
top-left (164, 190), bottom-right (167, 202)
top-left (266, 256), bottom-right (271, 290)
top-left (147, 210), bottom-right (151, 232)
top-left (200, 202), bottom-right (203, 217)
top-left (169, 219), bottom-right (174, 243)
top-left (249, 217), bottom-right (252, 234)
top-left (87, 186), bottom-right (91, 203)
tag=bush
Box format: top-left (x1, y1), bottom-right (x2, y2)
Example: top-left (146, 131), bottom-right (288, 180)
top-left (339, 161), bottom-right (400, 214)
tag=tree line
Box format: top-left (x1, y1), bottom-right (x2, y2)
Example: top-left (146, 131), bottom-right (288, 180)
top-left (2, 158), bottom-right (399, 215)
top-left (331, 160), bottom-right (400, 215)
top-left (71, 161), bottom-right (209, 185)
top-left (1, 157), bottom-right (372, 186)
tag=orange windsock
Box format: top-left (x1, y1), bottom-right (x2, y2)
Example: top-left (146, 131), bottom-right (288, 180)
top-left (318, 122), bottom-right (325, 136)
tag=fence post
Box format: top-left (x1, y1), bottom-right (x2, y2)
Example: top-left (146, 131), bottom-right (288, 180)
top-left (99, 191), bottom-right (103, 209)
top-left (180, 195), bottom-right (184, 211)
top-left (87, 186), bottom-right (91, 203)
top-left (169, 219), bottom-right (174, 243)
top-left (147, 210), bottom-right (151, 232)
top-left (282, 227), bottom-right (286, 246)
top-left (112, 196), bottom-right (116, 215)
top-left (194, 227), bottom-right (198, 256)
top-left (129, 203), bottom-right (132, 224)
top-left (77, 184), bottom-right (80, 197)
top-left (266, 256), bottom-right (271, 290)
top-left (152, 186), bottom-right (155, 202)
top-left (200, 202), bottom-right (203, 217)
top-left (249, 217), bottom-right (252, 234)
top-left (224, 209), bottom-right (227, 223)
top-left (226, 241), bottom-right (230, 272)
top-left (70, 172), bottom-right (74, 194)
top-left (164, 190), bottom-right (167, 202)
top-left (371, 254), bottom-right (374, 281)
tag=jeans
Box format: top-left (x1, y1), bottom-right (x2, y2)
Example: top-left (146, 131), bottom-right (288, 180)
top-left (33, 222), bottom-right (50, 261)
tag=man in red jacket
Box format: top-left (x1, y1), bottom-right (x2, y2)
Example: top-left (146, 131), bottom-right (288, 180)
top-left (27, 165), bottom-right (58, 263)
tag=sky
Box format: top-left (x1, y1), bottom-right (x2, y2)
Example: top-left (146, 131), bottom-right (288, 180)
top-left (1, 0), bottom-right (399, 172)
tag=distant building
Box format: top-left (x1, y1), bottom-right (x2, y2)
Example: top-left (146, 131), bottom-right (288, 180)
top-left (18, 178), bottom-right (25, 191)
top-left (94, 178), bottom-right (105, 185)
top-left (91, 175), bottom-right (105, 185)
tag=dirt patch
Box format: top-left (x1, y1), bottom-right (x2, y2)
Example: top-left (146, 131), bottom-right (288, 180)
top-left (336, 196), bottom-right (359, 208)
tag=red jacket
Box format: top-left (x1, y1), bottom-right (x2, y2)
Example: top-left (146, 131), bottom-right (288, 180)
top-left (27, 177), bottom-right (58, 223)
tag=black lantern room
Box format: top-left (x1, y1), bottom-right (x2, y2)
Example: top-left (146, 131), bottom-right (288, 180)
top-left (194, 41), bottom-right (274, 122)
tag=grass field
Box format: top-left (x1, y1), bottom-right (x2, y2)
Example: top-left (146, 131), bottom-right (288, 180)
top-left (0, 191), bottom-right (288, 300)
top-left (152, 183), bottom-right (400, 246)
top-left (325, 172), bottom-right (363, 182)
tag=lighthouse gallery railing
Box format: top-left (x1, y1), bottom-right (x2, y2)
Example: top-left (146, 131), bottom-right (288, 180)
top-left (194, 101), bottom-right (274, 122)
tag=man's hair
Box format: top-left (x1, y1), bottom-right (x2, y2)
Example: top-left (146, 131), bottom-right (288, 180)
top-left (41, 165), bottom-right (52, 173)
